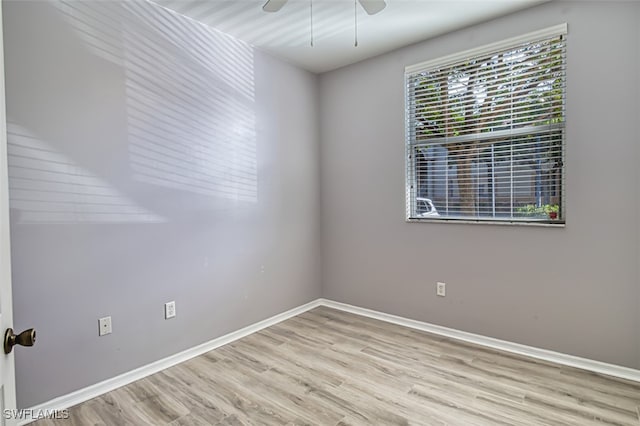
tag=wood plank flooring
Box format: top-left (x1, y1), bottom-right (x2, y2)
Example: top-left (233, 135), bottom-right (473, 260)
top-left (34, 306), bottom-right (640, 425)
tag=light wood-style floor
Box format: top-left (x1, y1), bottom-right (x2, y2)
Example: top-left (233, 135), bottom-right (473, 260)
top-left (35, 306), bottom-right (640, 425)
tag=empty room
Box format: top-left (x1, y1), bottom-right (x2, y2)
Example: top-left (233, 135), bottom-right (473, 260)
top-left (0, 0), bottom-right (639, 424)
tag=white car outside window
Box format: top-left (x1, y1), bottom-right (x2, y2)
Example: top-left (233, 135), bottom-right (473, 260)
top-left (416, 197), bottom-right (439, 217)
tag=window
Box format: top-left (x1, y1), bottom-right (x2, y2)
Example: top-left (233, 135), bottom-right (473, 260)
top-left (405, 25), bottom-right (566, 225)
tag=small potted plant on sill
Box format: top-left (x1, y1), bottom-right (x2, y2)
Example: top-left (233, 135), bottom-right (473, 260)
top-left (545, 204), bottom-right (559, 220)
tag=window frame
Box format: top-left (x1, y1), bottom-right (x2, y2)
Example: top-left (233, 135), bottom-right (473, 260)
top-left (404, 24), bottom-right (567, 227)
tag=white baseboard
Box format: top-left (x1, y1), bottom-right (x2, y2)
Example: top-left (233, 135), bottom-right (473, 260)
top-left (22, 297), bottom-right (640, 424)
top-left (319, 298), bottom-right (640, 383)
top-left (20, 298), bottom-right (323, 425)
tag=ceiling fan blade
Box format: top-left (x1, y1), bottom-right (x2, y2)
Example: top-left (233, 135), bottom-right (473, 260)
top-left (262, 0), bottom-right (289, 12)
top-left (357, 0), bottom-right (386, 15)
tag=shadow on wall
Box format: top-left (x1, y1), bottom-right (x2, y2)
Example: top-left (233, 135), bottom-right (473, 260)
top-left (7, 0), bottom-right (257, 224)
top-left (8, 122), bottom-right (164, 224)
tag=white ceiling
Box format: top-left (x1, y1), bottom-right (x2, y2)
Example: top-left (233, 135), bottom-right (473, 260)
top-left (153, 0), bottom-right (545, 73)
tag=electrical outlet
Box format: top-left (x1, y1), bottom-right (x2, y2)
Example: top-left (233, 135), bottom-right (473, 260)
top-left (98, 316), bottom-right (112, 336)
top-left (436, 282), bottom-right (446, 297)
top-left (165, 301), bottom-right (176, 319)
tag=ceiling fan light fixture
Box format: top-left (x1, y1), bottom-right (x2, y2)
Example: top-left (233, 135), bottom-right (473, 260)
top-left (262, 0), bottom-right (386, 47)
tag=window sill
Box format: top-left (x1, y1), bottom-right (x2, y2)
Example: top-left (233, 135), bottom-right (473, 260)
top-left (406, 217), bottom-right (565, 228)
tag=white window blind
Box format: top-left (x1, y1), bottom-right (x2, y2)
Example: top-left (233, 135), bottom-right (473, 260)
top-left (405, 25), bottom-right (566, 224)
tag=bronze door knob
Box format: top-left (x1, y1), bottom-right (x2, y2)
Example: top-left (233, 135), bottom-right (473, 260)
top-left (4, 328), bottom-right (36, 354)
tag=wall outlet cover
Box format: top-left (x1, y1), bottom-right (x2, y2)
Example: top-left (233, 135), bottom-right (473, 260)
top-left (165, 301), bottom-right (176, 319)
top-left (98, 316), bottom-right (112, 336)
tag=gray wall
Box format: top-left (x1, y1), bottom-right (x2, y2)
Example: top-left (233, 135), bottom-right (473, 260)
top-left (319, 1), bottom-right (640, 369)
top-left (4, 0), bottom-right (320, 408)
